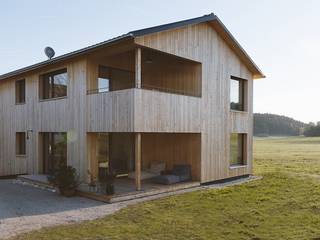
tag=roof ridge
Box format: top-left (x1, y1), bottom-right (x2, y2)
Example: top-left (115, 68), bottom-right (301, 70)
top-left (129, 13), bottom-right (216, 37)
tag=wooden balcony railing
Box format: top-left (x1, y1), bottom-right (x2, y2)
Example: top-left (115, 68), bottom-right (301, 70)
top-left (87, 83), bottom-right (201, 97)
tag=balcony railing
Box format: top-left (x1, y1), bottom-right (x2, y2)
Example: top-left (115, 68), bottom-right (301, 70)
top-left (87, 83), bottom-right (201, 97)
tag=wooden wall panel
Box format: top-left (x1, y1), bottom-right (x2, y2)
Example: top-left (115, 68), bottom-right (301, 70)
top-left (230, 111), bottom-right (249, 133)
top-left (0, 59), bottom-right (89, 180)
top-left (134, 89), bottom-right (201, 133)
top-left (87, 89), bottom-right (134, 132)
top-left (141, 49), bottom-right (202, 97)
top-left (141, 133), bottom-right (201, 181)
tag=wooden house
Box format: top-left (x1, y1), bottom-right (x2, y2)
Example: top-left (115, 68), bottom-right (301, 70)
top-left (0, 14), bottom-right (264, 198)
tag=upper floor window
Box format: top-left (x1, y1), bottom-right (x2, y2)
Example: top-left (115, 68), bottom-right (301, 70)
top-left (87, 65), bottom-right (135, 94)
top-left (39, 69), bottom-right (68, 100)
top-left (16, 132), bottom-right (26, 156)
top-left (15, 79), bottom-right (26, 104)
top-left (98, 66), bottom-right (111, 93)
top-left (99, 65), bottom-right (135, 92)
top-left (230, 133), bottom-right (246, 166)
top-left (230, 76), bottom-right (246, 111)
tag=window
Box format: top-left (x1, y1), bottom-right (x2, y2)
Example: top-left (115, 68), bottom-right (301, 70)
top-left (95, 65), bottom-right (135, 93)
top-left (230, 76), bottom-right (246, 111)
top-left (40, 69), bottom-right (68, 100)
top-left (230, 133), bottom-right (246, 166)
top-left (16, 132), bottom-right (26, 155)
top-left (15, 79), bottom-right (26, 104)
top-left (98, 77), bottom-right (110, 93)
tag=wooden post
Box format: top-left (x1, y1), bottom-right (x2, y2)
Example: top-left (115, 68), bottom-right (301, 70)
top-left (135, 48), bottom-right (142, 191)
top-left (135, 47), bottom-right (142, 88)
top-left (135, 133), bottom-right (142, 191)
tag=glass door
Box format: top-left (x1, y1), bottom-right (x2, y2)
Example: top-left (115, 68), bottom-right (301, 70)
top-left (42, 132), bottom-right (67, 174)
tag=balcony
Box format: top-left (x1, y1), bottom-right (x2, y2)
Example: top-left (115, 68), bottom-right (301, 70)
top-left (86, 45), bottom-right (201, 133)
top-left (87, 87), bottom-right (201, 133)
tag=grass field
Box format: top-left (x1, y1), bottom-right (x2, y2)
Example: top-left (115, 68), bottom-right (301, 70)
top-left (12, 137), bottom-right (320, 240)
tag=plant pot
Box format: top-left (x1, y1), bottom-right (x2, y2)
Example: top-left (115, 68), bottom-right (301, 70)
top-left (58, 187), bottom-right (65, 196)
top-left (59, 187), bottom-right (76, 197)
top-left (63, 188), bottom-right (76, 197)
top-left (105, 184), bottom-right (114, 195)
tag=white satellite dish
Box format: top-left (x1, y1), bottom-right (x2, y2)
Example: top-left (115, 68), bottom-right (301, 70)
top-left (44, 47), bottom-right (55, 60)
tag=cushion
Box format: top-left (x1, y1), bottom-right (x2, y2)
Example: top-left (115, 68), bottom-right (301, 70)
top-left (152, 175), bottom-right (180, 185)
top-left (128, 171), bottom-right (158, 180)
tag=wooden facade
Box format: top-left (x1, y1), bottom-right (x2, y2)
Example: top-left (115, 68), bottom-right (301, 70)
top-left (0, 15), bottom-right (263, 185)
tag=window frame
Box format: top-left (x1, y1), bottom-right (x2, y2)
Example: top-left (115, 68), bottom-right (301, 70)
top-left (230, 76), bottom-right (247, 112)
top-left (15, 79), bottom-right (26, 104)
top-left (229, 133), bottom-right (247, 167)
top-left (16, 132), bottom-right (26, 156)
top-left (39, 68), bottom-right (68, 101)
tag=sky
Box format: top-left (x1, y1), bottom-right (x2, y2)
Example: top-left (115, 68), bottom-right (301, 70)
top-left (1, 0), bottom-right (319, 123)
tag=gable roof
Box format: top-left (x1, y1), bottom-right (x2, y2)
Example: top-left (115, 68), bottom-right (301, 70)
top-left (0, 13), bottom-right (265, 80)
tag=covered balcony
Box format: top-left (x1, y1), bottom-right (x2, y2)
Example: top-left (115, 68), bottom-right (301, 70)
top-left (86, 44), bottom-right (202, 97)
top-left (86, 44), bottom-right (202, 133)
top-left (81, 132), bottom-right (201, 202)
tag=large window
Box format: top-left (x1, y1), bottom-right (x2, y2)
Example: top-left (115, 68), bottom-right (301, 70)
top-left (230, 76), bottom-right (246, 111)
top-left (230, 133), bottom-right (246, 166)
top-left (40, 69), bottom-right (68, 100)
top-left (16, 132), bottom-right (26, 155)
top-left (15, 79), bottom-right (26, 104)
top-left (87, 65), bottom-right (135, 94)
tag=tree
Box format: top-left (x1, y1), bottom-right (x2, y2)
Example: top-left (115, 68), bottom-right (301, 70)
top-left (254, 113), bottom-right (306, 136)
top-left (303, 123), bottom-right (320, 137)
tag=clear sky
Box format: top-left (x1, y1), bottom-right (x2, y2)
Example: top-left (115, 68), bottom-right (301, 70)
top-left (1, 0), bottom-right (319, 123)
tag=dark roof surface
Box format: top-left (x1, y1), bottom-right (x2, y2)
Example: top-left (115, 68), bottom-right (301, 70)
top-left (0, 13), bottom-right (264, 80)
top-left (129, 14), bottom-right (216, 37)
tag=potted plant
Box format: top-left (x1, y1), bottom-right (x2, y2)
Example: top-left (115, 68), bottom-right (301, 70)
top-left (48, 165), bottom-right (79, 197)
top-left (105, 170), bottom-right (116, 195)
top-left (98, 168), bottom-right (116, 195)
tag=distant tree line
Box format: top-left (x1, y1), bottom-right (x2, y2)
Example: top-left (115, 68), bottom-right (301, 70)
top-left (254, 113), bottom-right (306, 136)
top-left (304, 122), bottom-right (320, 137)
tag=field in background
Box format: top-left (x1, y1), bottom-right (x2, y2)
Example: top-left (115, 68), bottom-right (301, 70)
top-left (13, 137), bottom-right (320, 240)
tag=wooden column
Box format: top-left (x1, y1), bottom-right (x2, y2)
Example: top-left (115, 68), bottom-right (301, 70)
top-left (135, 133), bottom-right (142, 191)
top-left (135, 47), bottom-right (142, 88)
top-left (135, 47), bottom-right (142, 191)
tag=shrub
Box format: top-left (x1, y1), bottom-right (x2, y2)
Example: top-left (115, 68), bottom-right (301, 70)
top-left (48, 165), bottom-right (79, 196)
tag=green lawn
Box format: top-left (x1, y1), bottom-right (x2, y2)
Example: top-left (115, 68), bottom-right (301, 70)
top-left (13, 137), bottom-right (320, 240)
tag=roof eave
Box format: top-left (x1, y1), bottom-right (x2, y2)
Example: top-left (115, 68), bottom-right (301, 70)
top-left (209, 17), bottom-right (265, 79)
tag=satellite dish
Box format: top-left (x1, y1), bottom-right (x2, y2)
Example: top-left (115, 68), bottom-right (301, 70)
top-left (44, 47), bottom-right (55, 60)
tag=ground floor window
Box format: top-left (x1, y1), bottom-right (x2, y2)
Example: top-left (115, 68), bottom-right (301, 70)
top-left (230, 133), bottom-right (246, 166)
top-left (41, 132), bottom-right (67, 174)
top-left (16, 132), bottom-right (26, 155)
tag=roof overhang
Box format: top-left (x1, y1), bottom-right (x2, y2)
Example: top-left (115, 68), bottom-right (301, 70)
top-left (0, 13), bottom-right (265, 81)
